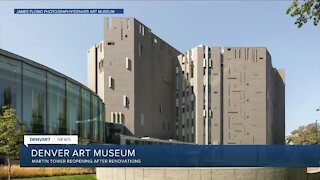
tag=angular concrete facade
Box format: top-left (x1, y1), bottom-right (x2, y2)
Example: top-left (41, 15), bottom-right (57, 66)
top-left (88, 40), bottom-right (105, 102)
top-left (221, 47), bottom-right (285, 145)
top-left (88, 17), bottom-right (285, 145)
top-left (88, 17), bottom-right (181, 139)
top-left (88, 17), bottom-right (287, 180)
top-left (176, 46), bottom-right (285, 144)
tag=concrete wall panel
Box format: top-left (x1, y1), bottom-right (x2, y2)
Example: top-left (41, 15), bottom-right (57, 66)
top-left (165, 169), bottom-right (189, 180)
top-left (96, 168), bottom-right (307, 180)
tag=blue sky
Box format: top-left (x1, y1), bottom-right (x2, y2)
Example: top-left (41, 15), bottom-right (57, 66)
top-left (0, 1), bottom-right (319, 134)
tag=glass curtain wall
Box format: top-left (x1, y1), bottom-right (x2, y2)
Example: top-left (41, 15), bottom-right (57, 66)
top-left (0, 56), bottom-right (22, 119)
top-left (0, 53), bottom-right (106, 143)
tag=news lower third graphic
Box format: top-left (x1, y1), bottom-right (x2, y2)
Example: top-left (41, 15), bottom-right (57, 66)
top-left (21, 135), bottom-right (320, 167)
top-left (24, 135), bottom-right (78, 147)
top-left (14, 9), bottom-right (124, 14)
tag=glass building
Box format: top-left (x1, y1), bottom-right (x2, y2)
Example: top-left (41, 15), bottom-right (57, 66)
top-left (0, 49), bottom-right (105, 143)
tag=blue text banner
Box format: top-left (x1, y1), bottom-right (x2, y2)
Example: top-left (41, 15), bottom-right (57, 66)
top-left (20, 145), bottom-right (320, 167)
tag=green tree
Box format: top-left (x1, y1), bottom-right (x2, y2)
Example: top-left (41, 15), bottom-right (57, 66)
top-left (0, 106), bottom-right (24, 180)
top-left (286, 0), bottom-right (320, 28)
top-left (287, 122), bottom-right (320, 144)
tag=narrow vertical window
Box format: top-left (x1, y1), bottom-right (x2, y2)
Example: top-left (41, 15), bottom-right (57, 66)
top-left (99, 60), bottom-right (104, 71)
top-left (126, 57), bottom-right (132, 70)
top-left (121, 113), bottom-right (125, 124)
top-left (108, 76), bottom-right (113, 88)
top-left (123, 95), bottom-right (129, 107)
top-left (114, 112), bottom-right (118, 123)
top-left (141, 25), bottom-right (145, 36)
top-left (139, 43), bottom-right (143, 56)
top-left (123, 95), bottom-right (127, 107)
top-left (209, 109), bottom-right (213, 117)
top-left (111, 112), bottom-right (114, 123)
top-left (117, 113), bottom-right (121, 124)
top-left (127, 19), bottom-right (130, 29)
top-left (140, 113), bottom-right (144, 126)
top-left (191, 66), bottom-right (194, 78)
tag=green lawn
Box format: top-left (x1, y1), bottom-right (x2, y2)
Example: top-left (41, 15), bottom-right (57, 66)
top-left (14, 174), bottom-right (96, 180)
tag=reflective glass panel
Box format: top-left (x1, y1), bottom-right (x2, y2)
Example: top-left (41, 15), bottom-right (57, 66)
top-left (66, 81), bottom-right (81, 135)
top-left (81, 88), bottom-right (91, 139)
top-left (47, 72), bottom-right (66, 134)
top-left (22, 63), bottom-right (46, 133)
top-left (0, 55), bottom-right (22, 119)
top-left (92, 95), bottom-right (99, 141)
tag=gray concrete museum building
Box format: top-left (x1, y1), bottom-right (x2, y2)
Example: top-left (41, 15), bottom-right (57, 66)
top-left (87, 17), bottom-right (285, 145)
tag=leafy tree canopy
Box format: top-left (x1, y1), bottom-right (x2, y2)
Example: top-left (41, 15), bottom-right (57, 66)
top-left (0, 106), bottom-right (24, 180)
top-left (287, 122), bottom-right (320, 144)
top-left (286, 0), bottom-right (320, 27)
top-left (0, 107), bottom-right (23, 156)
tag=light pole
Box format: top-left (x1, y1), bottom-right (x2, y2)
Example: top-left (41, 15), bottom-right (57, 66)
top-left (316, 120), bottom-right (318, 144)
top-left (317, 108), bottom-right (319, 144)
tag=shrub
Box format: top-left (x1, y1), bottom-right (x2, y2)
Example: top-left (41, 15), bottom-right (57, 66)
top-left (0, 165), bottom-right (95, 179)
